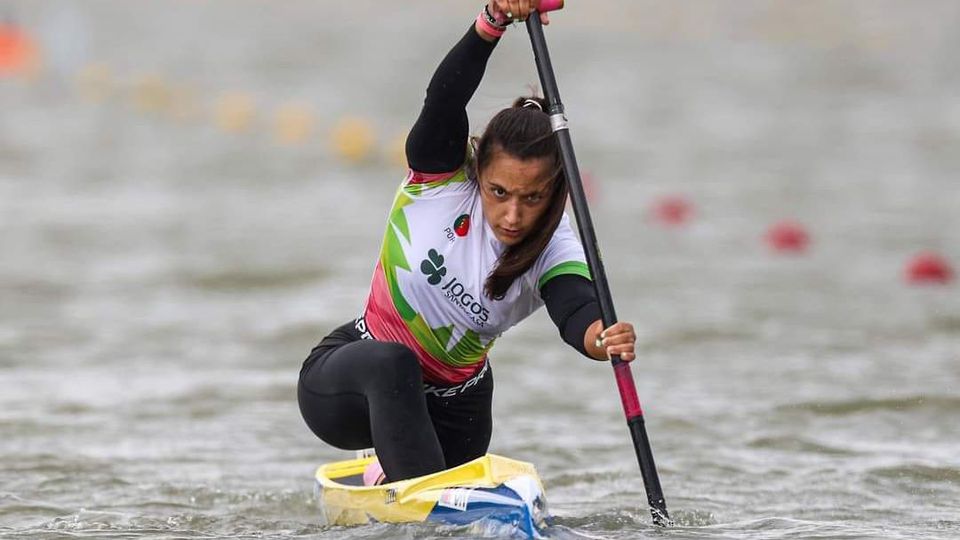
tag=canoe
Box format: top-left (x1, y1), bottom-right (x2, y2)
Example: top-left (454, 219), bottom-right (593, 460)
top-left (313, 453), bottom-right (550, 537)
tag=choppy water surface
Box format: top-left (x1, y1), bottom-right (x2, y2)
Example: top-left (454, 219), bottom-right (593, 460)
top-left (2, 1), bottom-right (959, 538)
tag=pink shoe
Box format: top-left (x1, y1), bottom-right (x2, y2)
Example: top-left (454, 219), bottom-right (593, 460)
top-left (362, 458), bottom-right (386, 486)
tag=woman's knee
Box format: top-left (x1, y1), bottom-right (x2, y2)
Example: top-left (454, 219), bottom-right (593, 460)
top-left (362, 342), bottom-right (423, 392)
top-left (297, 382), bottom-right (372, 449)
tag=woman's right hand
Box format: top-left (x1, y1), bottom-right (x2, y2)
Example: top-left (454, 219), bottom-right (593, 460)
top-left (488, 0), bottom-right (551, 25)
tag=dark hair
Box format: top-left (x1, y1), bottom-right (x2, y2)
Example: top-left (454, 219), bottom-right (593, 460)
top-left (474, 96), bottom-right (568, 301)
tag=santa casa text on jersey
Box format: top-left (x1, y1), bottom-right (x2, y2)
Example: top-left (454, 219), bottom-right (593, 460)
top-left (420, 247), bottom-right (491, 327)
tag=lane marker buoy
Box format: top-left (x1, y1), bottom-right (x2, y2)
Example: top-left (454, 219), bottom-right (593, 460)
top-left (331, 116), bottom-right (376, 164)
top-left (0, 23), bottom-right (40, 77)
top-left (651, 195), bottom-right (692, 227)
top-left (273, 101), bottom-right (316, 145)
top-left (213, 92), bottom-right (256, 133)
top-left (905, 251), bottom-right (954, 285)
top-left (765, 220), bottom-right (810, 253)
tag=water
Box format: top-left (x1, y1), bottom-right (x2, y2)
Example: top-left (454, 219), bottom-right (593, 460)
top-left (2, 1), bottom-right (959, 538)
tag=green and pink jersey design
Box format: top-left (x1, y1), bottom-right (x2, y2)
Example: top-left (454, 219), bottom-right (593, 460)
top-left (361, 165), bottom-right (591, 385)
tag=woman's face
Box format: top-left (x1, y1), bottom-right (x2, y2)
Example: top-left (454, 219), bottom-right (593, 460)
top-left (478, 151), bottom-right (554, 246)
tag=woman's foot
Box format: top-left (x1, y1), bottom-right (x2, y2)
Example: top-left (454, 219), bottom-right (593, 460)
top-left (362, 458), bottom-right (386, 486)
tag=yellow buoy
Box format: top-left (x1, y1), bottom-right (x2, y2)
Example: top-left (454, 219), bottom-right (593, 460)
top-left (331, 116), bottom-right (376, 163)
top-left (213, 92), bottom-right (256, 133)
top-left (131, 73), bottom-right (172, 113)
top-left (273, 101), bottom-right (316, 145)
top-left (385, 131), bottom-right (409, 169)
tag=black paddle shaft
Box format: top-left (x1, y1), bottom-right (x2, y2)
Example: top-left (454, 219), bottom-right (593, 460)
top-left (524, 14), bottom-right (671, 526)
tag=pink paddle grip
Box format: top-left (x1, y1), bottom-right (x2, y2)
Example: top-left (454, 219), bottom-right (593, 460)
top-left (540, 0), bottom-right (565, 13)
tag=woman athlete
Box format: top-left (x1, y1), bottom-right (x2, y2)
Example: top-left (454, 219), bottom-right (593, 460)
top-left (298, 0), bottom-right (637, 484)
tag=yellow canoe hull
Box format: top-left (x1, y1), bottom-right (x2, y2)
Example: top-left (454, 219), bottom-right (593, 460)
top-left (314, 453), bottom-right (549, 537)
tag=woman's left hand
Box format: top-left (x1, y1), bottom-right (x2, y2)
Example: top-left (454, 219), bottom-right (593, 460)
top-left (489, 0), bottom-right (551, 25)
top-left (597, 321), bottom-right (637, 362)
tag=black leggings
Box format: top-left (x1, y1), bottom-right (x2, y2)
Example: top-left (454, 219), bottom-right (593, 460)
top-left (297, 321), bottom-right (493, 482)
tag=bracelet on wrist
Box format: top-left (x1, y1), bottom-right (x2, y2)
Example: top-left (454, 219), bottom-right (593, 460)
top-left (476, 8), bottom-right (507, 38)
top-left (483, 5), bottom-right (510, 28)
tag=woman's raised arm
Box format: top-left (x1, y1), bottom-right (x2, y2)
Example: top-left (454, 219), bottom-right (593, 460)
top-left (404, 15), bottom-right (500, 173)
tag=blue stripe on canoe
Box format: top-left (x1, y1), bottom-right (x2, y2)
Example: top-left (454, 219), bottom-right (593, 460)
top-left (426, 485), bottom-right (536, 538)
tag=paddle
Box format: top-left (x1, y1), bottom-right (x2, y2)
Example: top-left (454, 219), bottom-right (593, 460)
top-left (523, 2), bottom-right (672, 527)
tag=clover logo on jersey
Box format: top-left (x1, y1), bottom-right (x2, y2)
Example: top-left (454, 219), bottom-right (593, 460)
top-left (420, 248), bottom-right (447, 285)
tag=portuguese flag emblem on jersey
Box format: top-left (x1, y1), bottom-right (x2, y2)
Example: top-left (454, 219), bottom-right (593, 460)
top-left (454, 214), bottom-right (470, 237)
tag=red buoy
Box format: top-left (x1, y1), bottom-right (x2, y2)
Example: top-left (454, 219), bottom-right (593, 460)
top-left (765, 220), bottom-right (810, 253)
top-left (651, 195), bottom-right (693, 227)
top-left (905, 252), bottom-right (954, 285)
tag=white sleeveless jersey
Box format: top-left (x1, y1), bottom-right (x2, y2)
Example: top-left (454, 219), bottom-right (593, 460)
top-left (360, 165), bottom-right (590, 385)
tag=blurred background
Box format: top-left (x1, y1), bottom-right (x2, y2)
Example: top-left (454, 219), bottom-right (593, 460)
top-left (1, 1), bottom-right (958, 538)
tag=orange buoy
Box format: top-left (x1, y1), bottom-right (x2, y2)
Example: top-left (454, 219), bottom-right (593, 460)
top-left (765, 220), bottom-right (810, 253)
top-left (905, 252), bottom-right (954, 285)
top-left (0, 23), bottom-right (40, 77)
